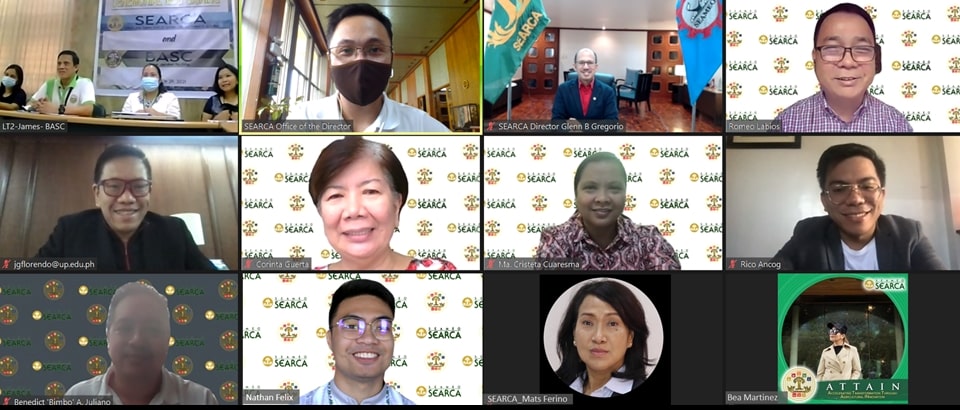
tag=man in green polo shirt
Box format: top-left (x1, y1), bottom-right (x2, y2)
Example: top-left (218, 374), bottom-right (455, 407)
top-left (28, 50), bottom-right (96, 116)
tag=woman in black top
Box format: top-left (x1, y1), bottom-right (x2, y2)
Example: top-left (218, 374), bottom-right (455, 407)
top-left (201, 64), bottom-right (239, 121)
top-left (0, 64), bottom-right (26, 111)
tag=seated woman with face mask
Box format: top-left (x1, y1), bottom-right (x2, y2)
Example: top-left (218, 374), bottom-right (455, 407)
top-left (0, 64), bottom-right (27, 111)
top-left (121, 64), bottom-right (181, 119)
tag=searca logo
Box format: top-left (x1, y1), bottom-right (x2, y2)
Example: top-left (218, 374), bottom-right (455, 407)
top-left (759, 85), bottom-right (799, 96)
top-left (728, 60), bottom-right (758, 71)
top-left (892, 9), bottom-right (931, 20)
top-left (243, 147), bottom-right (273, 158)
top-left (758, 34), bottom-right (798, 45)
top-left (562, 147), bottom-right (601, 158)
top-left (772, 5), bottom-right (788, 22)
top-left (727, 9), bottom-right (758, 20)
top-left (932, 34), bottom-right (960, 45)
top-left (485, 147), bottom-right (516, 158)
top-left (406, 147), bottom-right (447, 158)
top-left (727, 31), bottom-right (743, 47)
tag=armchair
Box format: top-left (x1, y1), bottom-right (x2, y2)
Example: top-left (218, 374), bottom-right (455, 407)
top-left (616, 70), bottom-right (653, 113)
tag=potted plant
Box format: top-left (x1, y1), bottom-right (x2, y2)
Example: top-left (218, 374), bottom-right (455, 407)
top-left (256, 95), bottom-right (303, 121)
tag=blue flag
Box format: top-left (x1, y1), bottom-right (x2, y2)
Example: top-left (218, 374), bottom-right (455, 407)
top-left (484, 0), bottom-right (551, 104)
top-left (675, 0), bottom-right (723, 107)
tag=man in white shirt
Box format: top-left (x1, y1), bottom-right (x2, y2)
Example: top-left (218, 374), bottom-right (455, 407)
top-left (27, 50), bottom-right (96, 117)
top-left (64, 282), bottom-right (218, 405)
top-left (300, 279), bottom-right (416, 405)
top-left (286, 3), bottom-right (449, 133)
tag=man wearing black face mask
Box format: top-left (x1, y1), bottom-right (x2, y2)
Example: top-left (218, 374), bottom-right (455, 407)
top-left (287, 3), bottom-right (450, 133)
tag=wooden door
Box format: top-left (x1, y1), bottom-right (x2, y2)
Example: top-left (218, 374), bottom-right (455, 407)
top-left (647, 30), bottom-right (684, 101)
top-left (521, 28), bottom-right (560, 96)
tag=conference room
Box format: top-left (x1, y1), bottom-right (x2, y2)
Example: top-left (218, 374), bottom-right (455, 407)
top-left (241, 0), bottom-right (482, 133)
top-left (0, 0), bottom-right (239, 134)
top-left (482, 0), bottom-right (723, 133)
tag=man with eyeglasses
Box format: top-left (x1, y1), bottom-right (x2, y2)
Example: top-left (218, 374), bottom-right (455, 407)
top-left (300, 279), bottom-right (416, 405)
top-left (774, 3), bottom-right (911, 132)
top-left (771, 143), bottom-right (944, 271)
top-left (35, 144), bottom-right (216, 271)
top-left (65, 282), bottom-right (218, 404)
top-left (552, 48), bottom-right (618, 121)
top-left (286, 3), bottom-right (449, 132)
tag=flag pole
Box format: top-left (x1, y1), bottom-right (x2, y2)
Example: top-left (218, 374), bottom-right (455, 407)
top-left (691, 100), bottom-right (697, 132)
top-left (506, 82), bottom-right (513, 121)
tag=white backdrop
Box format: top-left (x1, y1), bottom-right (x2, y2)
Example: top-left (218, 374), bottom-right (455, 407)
top-left (240, 136), bottom-right (482, 270)
top-left (241, 273), bottom-right (483, 405)
top-left (482, 135), bottom-right (724, 270)
top-left (725, 1), bottom-right (960, 131)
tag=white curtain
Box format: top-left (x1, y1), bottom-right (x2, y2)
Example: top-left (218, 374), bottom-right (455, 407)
top-left (0, 0), bottom-right (75, 97)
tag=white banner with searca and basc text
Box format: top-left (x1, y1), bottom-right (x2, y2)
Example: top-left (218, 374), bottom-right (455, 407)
top-left (94, 0), bottom-right (238, 99)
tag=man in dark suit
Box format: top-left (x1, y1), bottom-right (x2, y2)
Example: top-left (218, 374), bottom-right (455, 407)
top-left (771, 143), bottom-right (945, 271)
top-left (36, 144), bottom-right (216, 272)
top-left (551, 48), bottom-right (618, 121)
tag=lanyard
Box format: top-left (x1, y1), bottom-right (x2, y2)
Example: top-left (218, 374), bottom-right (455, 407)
top-left (141, 92), bottom-right (159, 109)
top-left (58, 80), bottom-right (74, 106)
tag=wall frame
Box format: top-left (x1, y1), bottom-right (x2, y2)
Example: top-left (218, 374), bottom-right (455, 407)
top-left (726, 135), bottom-right (802, 149)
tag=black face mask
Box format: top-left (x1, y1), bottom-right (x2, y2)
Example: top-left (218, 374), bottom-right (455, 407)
top-left (331, 59), bottom-right (392, 106)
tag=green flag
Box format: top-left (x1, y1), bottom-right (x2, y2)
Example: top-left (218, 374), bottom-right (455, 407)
top-left (483, 0), bottom-right (551, 104)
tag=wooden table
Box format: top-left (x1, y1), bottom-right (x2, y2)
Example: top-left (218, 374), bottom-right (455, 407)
top-left (0, 110), bottom-right (236, 134)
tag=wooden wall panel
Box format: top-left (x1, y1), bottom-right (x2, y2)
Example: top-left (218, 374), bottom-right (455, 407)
top-left (0, 136), bottom-right (238, 269)
top-left (444, 7), bottom-right (481, 110)
top-left (0, 141), bottom-right (39, 256)
top-left (203, 145), bottom-right (240, 270)
top-left (404, 75), bottom-right (418, 107)
top-left (223, 144), bottom-right (239, 208)
top-left (0, 138), bottom-right (14, 240)
top-left (25, 141), bottom-right (109, 256)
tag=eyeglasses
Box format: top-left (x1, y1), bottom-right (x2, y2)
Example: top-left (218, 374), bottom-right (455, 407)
top-left (575, 60), bottom-right (597, 67)
top-left (828, 329), bottom-right (842, 335)
top-left (815, 45), bottom-right (876, 62)
top-left (98, 178), bottom-right (152, 197)
top-left (822, 182), bottom-right (882, 204)
top-left (330, 43), bottom-right (392, 59)
top-left (335, 316), bottom-right (393, 340)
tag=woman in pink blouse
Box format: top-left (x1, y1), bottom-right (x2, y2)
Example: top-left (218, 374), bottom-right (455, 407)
top-left (310, 136), bottom-right (456, 271)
